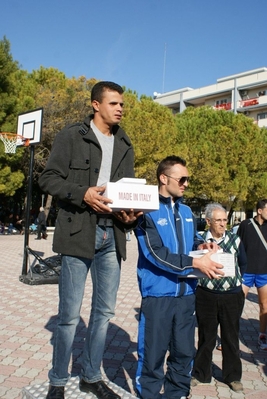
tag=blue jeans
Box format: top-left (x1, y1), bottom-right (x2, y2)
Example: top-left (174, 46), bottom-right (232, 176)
top-left (48, 225), bottom-right (121, 386)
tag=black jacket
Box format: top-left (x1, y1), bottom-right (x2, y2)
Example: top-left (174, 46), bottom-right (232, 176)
top-left (37, 210), bottom-right (46, 226)
top-left (39, 115), bottom-right (135, 259)
top-left (238, 217), bottom-right (267, 274)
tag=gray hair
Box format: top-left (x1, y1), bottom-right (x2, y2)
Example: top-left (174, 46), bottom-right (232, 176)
top-left (204, 203), bottom-right (226, 219)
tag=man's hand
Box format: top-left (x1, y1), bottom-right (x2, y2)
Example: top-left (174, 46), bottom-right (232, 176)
top-left (114, 209), bottom-right (143, 224)
top-left (193, 251), bottom-right (224, 279)
top-left (198, 242), bottom-right (221, 252)
top-left (83, 186), bottom-right (113, 213)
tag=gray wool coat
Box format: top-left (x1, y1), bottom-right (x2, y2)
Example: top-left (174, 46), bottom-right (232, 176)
top-left (38, 115), bottom-right (135, 260)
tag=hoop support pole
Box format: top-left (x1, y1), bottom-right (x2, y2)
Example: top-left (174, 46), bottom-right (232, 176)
top-left (21, 145), bottom-right (35, 276)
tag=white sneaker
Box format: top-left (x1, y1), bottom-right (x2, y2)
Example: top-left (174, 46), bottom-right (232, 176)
top-left (191, 377), bottom-right (210, 387)
top-left (258, 333), bottom-right (267, 350)
top-left (228, 381), bottom-right (243, 393)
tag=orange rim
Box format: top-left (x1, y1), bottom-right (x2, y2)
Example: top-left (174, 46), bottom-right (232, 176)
top-left (0, 133), bottom-right (30, 146)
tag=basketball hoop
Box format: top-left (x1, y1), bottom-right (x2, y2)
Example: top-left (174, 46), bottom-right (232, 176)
top-left (0, 132), bottom-right (30, 154)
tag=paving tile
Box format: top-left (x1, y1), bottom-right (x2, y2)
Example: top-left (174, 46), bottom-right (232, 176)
top-left (0, 234), bottom-right (266, 399)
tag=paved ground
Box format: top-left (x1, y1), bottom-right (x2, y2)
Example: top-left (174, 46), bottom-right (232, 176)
top-left (0, 233), bottom-right (266, 399)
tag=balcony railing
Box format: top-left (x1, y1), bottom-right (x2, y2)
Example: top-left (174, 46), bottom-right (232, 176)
top-left (214, 102), bottom-right (232, 110)
top-left (240, 98), bottom-right (259, 107)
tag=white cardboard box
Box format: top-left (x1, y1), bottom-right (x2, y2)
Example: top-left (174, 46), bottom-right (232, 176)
top-left (186, 249), bottom-right (235, 278)
top-left (105, 178), bottom-right (159, 212)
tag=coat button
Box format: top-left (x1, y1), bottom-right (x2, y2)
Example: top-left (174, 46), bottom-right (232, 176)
top-left (67, 217), bottom-right (72, 222)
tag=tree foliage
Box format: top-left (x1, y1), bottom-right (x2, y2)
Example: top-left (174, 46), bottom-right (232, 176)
top-left (0, 36), bottom-right (20, 131)
top-left (32, 71), bottom-right (97, 176)
top-left (0, 37), bottom-right (28, 196)
top-left (0, 147), bottom-right (25, 195)
top-left (174, 106), bottom-right (267, 209)
top-left (1, 35), bottom-right (267, 214)
top-left (121, 92), bottom-right (177, 183)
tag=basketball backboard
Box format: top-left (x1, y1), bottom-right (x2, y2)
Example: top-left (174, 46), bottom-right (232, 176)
top-left (17, 108), bottom-right (43, 146)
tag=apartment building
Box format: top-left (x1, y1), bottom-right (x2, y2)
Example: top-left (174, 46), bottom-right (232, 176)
top-left (153, 67), bottom-right (267, 128)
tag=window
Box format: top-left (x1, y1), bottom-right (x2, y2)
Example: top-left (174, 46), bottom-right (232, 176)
top-left (257, 112), bottom-right (267, 120)
top-left (215, 99), bottom-right (228, 105)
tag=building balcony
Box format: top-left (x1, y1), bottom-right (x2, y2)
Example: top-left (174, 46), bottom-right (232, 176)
top-left (258, 94), bottom-right (267, 105)
top-left (258, 118), bottom-right (267, 128)
top-left (214, 102), bottom-right (232, 110)
top-left (240, 98), bottom-right (259, 107)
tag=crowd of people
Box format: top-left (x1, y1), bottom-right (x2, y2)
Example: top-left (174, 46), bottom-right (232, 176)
top-left (2, 81), bottom-right (267, 399)
top-left (0, 205), bottom-right (57, 236)
top-left (0, 210), bottom-right (24, 235)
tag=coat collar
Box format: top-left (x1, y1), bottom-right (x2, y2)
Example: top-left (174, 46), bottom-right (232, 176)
top-left (82, 115), bottom-right (131, 146)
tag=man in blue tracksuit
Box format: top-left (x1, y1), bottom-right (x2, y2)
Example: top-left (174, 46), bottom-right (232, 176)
top-left (135, 156), bottom-right (224, 399)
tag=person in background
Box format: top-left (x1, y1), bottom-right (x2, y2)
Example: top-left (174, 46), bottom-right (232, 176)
top-left (36, 207), bottom-right (47, 240)
top-left (39, 81), bottom-right (141, 399)
top-left (238, 199), bottom-right (267, 351)
top-left (191, 203), bottom-right (246, 393)
top-left (135, 156), bottom-right (224, 399)
top-left (7, 212), bottom-right (14, 234)
top-left (231, 217), bottom-right (241, 234)
top-left (14, 215), bottom-right (24, 234)
top-left (126, 230), bottom-right (131, 241)
top-left (0, 221), bottom-right (5, 234)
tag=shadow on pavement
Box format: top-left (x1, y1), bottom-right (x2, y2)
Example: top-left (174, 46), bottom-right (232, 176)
top-left (44, 317), bottom-right (138, 393)
top-left (246, 291), bottom-right (259, 304)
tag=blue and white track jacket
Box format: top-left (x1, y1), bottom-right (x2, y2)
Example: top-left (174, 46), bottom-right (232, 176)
top-left (135, 195), bottom-right (204, 298)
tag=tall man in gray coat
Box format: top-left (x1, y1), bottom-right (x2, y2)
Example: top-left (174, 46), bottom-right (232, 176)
top-left (39, 81), bottom-right (141, 399)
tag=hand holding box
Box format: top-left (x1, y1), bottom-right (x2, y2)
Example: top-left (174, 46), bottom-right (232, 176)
top-left (105, 178), bottom-right (159, 212)
top-left (187, 249), bottom-right (235, 278)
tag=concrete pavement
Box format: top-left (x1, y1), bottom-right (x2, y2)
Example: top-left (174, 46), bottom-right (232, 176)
top-left (0, 233), bottom-right (266, 399)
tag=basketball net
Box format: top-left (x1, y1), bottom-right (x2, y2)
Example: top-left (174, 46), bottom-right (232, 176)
top-left (0, 133), bottom-right (30, 153)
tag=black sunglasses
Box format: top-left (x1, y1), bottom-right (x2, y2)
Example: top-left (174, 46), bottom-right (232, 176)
top-left (164, 174), bottom-right (190, 185)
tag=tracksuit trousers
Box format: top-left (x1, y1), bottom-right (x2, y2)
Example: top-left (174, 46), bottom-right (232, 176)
top-left (136, 295), bottom-right (196, 399)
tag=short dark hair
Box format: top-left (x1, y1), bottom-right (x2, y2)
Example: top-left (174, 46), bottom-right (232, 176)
top-left (91, 81), bottom-right (124, 103)
top-left (156, 155), bottom-right (186, 183)
top-left (256, 199), bottom-right (267, 211)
